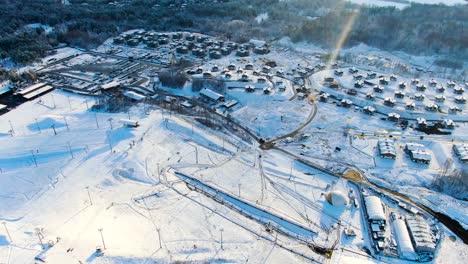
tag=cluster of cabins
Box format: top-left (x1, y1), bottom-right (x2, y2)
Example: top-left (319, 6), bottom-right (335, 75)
top-left (189, 61), bottom-right (294, 109)
top-left (325, 68), bottom-right (467, 115)
top-left (189, 62), bottom-right (276, 86)
top-left (378, 140), bottom-right (468, 165)
top-left (377, 140), bottom-right (432, 164)
top-left (114, 31), bottom-right (269, 60)
top-left (391, 215), bottom-right (437, 259)
top-left (378, 139), bottom-right (397, 159)
top-left (364, 195), bottom-right (436, 259)
top-left (404, 143), bottom-right (432, 164)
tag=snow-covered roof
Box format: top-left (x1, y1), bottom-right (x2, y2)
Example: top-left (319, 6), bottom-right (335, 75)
top-left (425, 103), bottom-right (438, 108)
top-left (442, 119), bottom-right (454, 126)
top-left (406, 217), bottom-right (436, 253)
top-left (378, 139), bottom-right (396, 155)
top-left (119, 118), bottom-right (138, 126)
top-left (393, 219), bottom-right (415, 258)
top-left (453, 144), bottom-right (468, 156)
top-left (378, 138), bottom-right (394, 144)
top-left (123, 91), bottom-right (145, 101)
top-left (222, 100), bottom-right (239, 108)
top-left (380, 148), bottom-right (396, 156)
top-left (101, 81), bottom-right (120, 89)
top-left (364, 196), bottom-right (386, 221)
top-left (17, 82), bottom-right (47, 95)
top-left (23, 85), bottom-right (54, 99)
top-left (249, 39), bottom-right (266, 47)
top-left (411, 150), bottom-right (431, 161)
top-left (181, 101), bottom-right (194, 108)
top-left (405, 143), bottom-right (425, 152)
top-left (417, 117), bottom-right (427, 124)
top-left (200, 88), bottom-right (224, 101)
top-left (364, 106), bottom-right (375, 112)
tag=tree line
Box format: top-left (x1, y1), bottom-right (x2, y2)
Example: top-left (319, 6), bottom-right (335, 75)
top-left (0, 0), bottom-right (466, 65)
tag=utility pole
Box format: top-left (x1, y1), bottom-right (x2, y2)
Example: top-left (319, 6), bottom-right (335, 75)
top-left (67, 96), bottom-right (72, 110)
top-left (107, 134), bottom-right (113, 152)
top-left (51, 94), bottom-right (56, 108)
top-left (220, 229), bottom-right (224, 250)
top-left (67, 142), bottom-right (74, 159)
top-left (64, 117), bottom-right (69, 131)
top-left (86, 186), bottom-right (92, 205)
top-left (222, 135), bottom-right (225, 151)
top-left (35, 118), bottom-right (41, 133)
top-left (35, 228), bottom-right (45, 249)
top-left (108, 118), bottom-right (113, 130)
top-left (2, 222), bottom-right (12, 243)
top-left (157, 228), bottom-right (162, 249)
top-left (31, 150), bottom-right (38, 167)
top-left (289, 161), bottom-right (294, 180)
top-left (51, 124), bottom-right (57, 135)
top-left (238, 183), bottom-right (241, 197)
top-left (8, 120), bottom-right (14, 136)
top-left (157, 163), bottom-right (161, 182)
top-left (98, 228), bottom-right (106, 250)
top-left (85, 99), bottom-right (89, 110)
top-left (94, 112), bottom-right (99, 128)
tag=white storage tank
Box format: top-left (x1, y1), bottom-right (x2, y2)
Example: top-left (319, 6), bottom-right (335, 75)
top-left (326, 191), bottom-right (349, 207)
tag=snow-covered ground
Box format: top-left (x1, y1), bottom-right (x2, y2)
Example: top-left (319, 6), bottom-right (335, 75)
top-left (2, 30), bottom-right (467, 263)
top-left (0, 91), bottom-right (314, 263)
